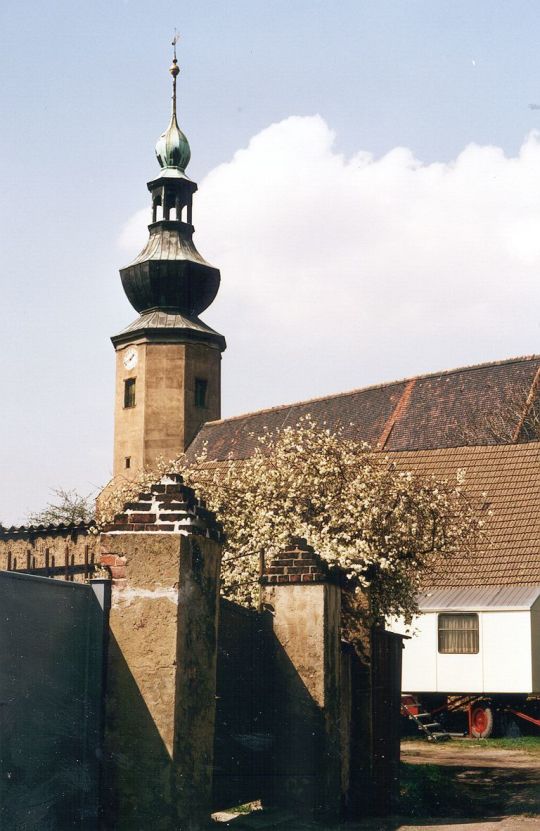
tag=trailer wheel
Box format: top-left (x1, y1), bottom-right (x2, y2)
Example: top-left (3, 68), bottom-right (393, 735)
top-left (471, 705), bottom-right (494, 738)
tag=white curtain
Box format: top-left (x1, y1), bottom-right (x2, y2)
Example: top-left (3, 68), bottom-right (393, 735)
top-left (438, 613), bottom-right (479, 654)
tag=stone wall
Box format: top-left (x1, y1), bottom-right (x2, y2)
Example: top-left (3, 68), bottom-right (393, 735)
top-left (260, 539), bottom-right (404, 820)
top-left (0, 492), bottom-right (402, 826)
top-left (0, 524), bottom-right (98, 581)
top-left (113, 340), bottom-right (222, 479)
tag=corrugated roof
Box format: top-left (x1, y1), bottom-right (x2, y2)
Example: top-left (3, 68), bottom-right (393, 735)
top-left (418, 585), bottom-right (540, 611)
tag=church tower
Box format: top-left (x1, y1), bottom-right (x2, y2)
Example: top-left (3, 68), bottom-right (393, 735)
top-left (112, 47), bottom-right (225, 479)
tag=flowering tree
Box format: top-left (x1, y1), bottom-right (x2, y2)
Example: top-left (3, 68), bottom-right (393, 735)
top-left (97, 419), bottom-right (483, 634)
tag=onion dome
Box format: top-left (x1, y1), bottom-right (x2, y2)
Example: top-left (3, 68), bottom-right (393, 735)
top-left (155, 57), bottom-right (191, 175)
top-left (115, 39), bottom-right (223, 341)
top-left (155, 116), bottom-right (191, 173)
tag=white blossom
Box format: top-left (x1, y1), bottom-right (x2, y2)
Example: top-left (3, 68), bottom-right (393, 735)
top-left (97, 418), bottom-right (483, 642)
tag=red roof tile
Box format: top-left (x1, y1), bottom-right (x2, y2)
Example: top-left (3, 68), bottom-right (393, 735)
top-left (391, 443), bottom-right (540, 587)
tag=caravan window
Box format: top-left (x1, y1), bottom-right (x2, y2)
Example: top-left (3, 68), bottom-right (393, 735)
top-left (438, 613), bottom-right (479, 654)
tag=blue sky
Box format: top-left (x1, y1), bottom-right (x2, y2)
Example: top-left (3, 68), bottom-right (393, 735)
top-left (3, 1), bottom-right (540, 521)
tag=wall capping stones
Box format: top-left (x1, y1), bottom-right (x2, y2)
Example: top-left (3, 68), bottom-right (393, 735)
top-left (260, 537), bottom-right (336, 585)
top-left (0, 522), bottom-right (95, 541)
top-left (103, 473), bottom-right (224, 542)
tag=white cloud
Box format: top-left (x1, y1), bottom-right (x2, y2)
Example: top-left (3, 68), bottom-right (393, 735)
top-left (119, 116), bottom-right (540, 415)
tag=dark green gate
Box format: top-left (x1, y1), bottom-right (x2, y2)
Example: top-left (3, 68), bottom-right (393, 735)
top-left (212, 599), bottom-right (275, 811)
top-left (0, 571), bottom-right (109, 830)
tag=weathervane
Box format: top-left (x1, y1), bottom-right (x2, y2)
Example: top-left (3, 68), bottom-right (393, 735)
top-left (170, 30), bottom-right (180, 117)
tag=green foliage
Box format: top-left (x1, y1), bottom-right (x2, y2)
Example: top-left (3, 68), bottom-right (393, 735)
top-left (400, 762), bottom-right (464, 817)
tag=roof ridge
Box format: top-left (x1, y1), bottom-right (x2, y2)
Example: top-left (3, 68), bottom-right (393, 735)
top-left (193, 439), bottom-right (540, 460)
top-left (202, 353), bottom-right (540, 428)
top-left (389, 440), bottom-right (540, 455)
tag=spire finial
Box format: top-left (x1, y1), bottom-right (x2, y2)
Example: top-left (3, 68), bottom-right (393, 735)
top-left (170, 30), bottom-right (180, 117)
top-left (155, 31), bottom-right (191, 174)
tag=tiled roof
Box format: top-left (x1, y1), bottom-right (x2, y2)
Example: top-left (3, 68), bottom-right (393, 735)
top-left (187, 354), bottom-right (540, 462)
top-left (0, 521), bottom-right (95, 539)
top-left (186, 355), bottom-right (540, 590)
top-left (391, 443), bottom-right (540, 588)
top-left (193, 443), bottom-right (540, 589)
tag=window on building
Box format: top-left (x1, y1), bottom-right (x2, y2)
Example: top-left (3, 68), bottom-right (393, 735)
top-left (124, 378), bottom-right (136, 408)
top-left (194, 378), bottom-right (208, 408)
top-left (438, 613), bottom-right (479, 654)
top-left (125, 457), bottom-right (131, 469)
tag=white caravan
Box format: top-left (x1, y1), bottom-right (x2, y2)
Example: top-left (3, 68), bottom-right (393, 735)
top-left (392, 585), bottom-right (540, 737)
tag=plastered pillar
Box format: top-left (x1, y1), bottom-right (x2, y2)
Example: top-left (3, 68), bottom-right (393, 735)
top-left (99, 475), bottom-right (223, 831)
top-left (260, 538), bottom-right (342, 820)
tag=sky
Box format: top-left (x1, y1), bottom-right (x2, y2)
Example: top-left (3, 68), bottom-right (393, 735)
top-left (3, 1), bottom-right (540, 522)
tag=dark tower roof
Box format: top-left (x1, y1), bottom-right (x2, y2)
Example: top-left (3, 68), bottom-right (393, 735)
top-left (119, 219), bottom-right (220, 319)
top-left (113, 46), bottom-right (225, 351)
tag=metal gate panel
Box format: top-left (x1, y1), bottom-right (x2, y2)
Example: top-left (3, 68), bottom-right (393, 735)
top-left (212, 599), bottom-right (275, 811)
top-left (371, 628), bottom-right (404, 814)
top-left (0, 572), bottom-right (108, 830)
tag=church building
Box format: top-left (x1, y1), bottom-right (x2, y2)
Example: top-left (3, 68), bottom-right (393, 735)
top-left (112, 52), bottom-right (540, 596)
top-left (1, 46), bottom-right (539, 830)
top-left (110, 53), bottom-right (540, 737)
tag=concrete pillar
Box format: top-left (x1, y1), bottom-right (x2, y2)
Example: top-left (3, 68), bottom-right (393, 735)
top-left (99, 475), bottom-right (223, 831)
top-left (260, 538), bottom-right (342, 821)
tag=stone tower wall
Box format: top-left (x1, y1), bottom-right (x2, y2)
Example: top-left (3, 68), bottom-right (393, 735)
top-left (113, 339), bottom-right (221, 478)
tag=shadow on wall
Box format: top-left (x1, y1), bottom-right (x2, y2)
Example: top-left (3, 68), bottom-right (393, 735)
top-left (269, 626), bottom-right (329, 815)
top-left (101, 632), bottom-right (174, 831)
top-left (212, 601), bottom-right (276, 811)
top-left (100, 602), bottom-right (401, 827)
top-left (103, 595), bottom-right (339, 824)
top-left (213, 598), bottom-right (342, 820)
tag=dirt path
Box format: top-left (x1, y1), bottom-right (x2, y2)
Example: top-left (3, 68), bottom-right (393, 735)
top-left (213, 741), bottom-right (540, 830)
top-left (398, 739), bottom-right (540, 829)
top-left (401, 739), bottom-right (540, 769)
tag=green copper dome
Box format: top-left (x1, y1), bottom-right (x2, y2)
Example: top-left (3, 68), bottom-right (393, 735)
top-left (155, 55), bottom-right (191, 175)
top-left (155, 113), bottom-right (191, 174)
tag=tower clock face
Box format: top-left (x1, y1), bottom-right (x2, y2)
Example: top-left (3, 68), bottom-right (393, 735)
top-left (123, 347), bottom-right (138, 370)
